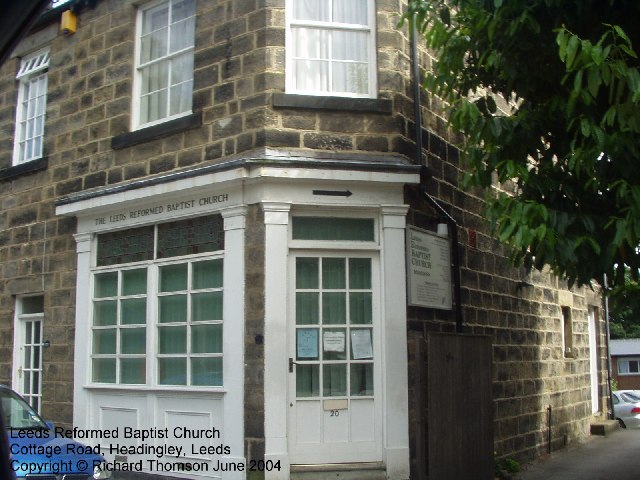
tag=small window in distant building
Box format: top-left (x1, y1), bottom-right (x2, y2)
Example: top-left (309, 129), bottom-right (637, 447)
top-left (286, 0), bottom-right (376, 97)
top-left (134, 0), bottom-right (195, 128)
top-left (13, 48), bottom-right (49, 165)
top-left (618, 358), bottom-right (640, 375)
top-left (561, 306), bottom-right (573, 357)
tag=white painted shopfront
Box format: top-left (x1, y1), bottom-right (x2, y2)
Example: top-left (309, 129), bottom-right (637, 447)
top-left (57, 154), bottom-right (419, 479)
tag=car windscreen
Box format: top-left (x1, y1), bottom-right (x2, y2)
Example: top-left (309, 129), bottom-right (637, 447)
top-left (0, 389), bottom-right (47, 430)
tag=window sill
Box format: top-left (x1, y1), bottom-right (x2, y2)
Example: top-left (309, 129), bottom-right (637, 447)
top-left (0, 157), bottom-right (48, 181)
top-left (272, 93), bottom-right (392, 114)
top-left (111, 112), bottom-right (202, 150)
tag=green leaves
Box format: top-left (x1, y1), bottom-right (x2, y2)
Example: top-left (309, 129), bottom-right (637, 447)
top-left (404, 0), bottom-right (640, 290)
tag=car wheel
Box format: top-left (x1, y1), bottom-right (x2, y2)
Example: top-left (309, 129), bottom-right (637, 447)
top-left (617, 418), bottom-right (627, 428)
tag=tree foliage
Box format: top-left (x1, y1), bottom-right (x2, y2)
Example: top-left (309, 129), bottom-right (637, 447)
top-left (609, 272), bottom-right (640, 338)
top-left (404, 0), bottom-right (640, 289)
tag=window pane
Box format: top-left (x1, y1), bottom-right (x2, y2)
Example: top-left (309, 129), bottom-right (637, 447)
top-left (293, 0), bottom-right (329, 21)
top-left (95, 272), bottom-right (118, 298)
top-left (332, 31), bottom-right (368, 62)
top-left (293, 59), bottom-right (329, 92)
top-left (159, 295), bottom-right (187, 323)
top-left (94, 301), bottom-right (117, 326)
top-left (33, 321), bottom-right (41, 343)
top-left (332, 62), bottom-right (368, 95)
top-left (296, 364), bottom-right (319, 397)
top-left (120, 358), bottom-right (146, 384)
top-left (631, 361), bottom-right (639, 373)
top-left (349, 258), bottom-right (371, 289)
top-left (350, 363), bottom-right (373, 396)
top-left (173, 0), bottom-right (196, 21)
top-left (296, 292), bottom-right (319, 325)
top-left (93, 358), bottom-right (116, 383)
top-left (292, 217), bottom-right (375, 241)
top-left (323, 293), bottom-right (346, 324)
top-left (332, 0), bottom-right (368, 24)
top-left (121, 327), bottom-right (146, 354)
top-left (171, 53), bottom-right (193, 84)
top-left (323, 364), bottom-right (346, 396)
top-left (170, 18), bottom-right (195, 53)
top-left (157, 215), bottom-right (224, 258)
top-left (22, 296), bottom-right (44, 314)
top-left (159, 264), bottom-right (188, 292)
top-left (122, 268), bottom-right (147, 295)
top-left (191, 357), bottom-right (222, 386)
top-left (192, 292), bottom-right (222, 321)
top-left (191, 324), bottom-right (222, 353)
top-left (323, 258), bottom-right (345, 288)
top-left (158, 357), bottom-right (186, 385)
top-left (23, 372), bottom-right (31, 394)
top-left (296, 257), bottom-right (318, 289)
top-left (121, 298), bottom-right (147, 325)
top-left (159, 325), bottom-right (186, 353)
top-left (143, 2), bottom-right (168, 35)
top-left (192, 259), bottom-right (223, 289)
top-left (141, 88), bottom-right (168, 124)
top-left (93, 300), bottom-right (117, 326)
top-left (620, 361), bottom-right (629, 374)
top-left (292, 28), bottom-right (329, 59)
top-left (140, 27), bottom-right (168, 63)
top-left (93, 329), bottom-right (116, 354)
top-left (97, 227), bottom-right (154, 267)
top-left (349, 292), bottom-right (372, 324)
top-left (24, 347), bottom-right (31, 368)
top-left (169, 80), bottom-right (193, 116)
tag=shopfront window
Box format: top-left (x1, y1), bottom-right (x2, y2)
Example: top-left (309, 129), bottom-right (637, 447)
top-left (91, 214), bottom-right (224, 386)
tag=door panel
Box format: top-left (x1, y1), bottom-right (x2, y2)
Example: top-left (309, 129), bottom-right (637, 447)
top-left (289, 254), bottom-right (381, 464)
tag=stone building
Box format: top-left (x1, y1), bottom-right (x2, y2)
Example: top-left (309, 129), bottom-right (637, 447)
top-left (0, 0), bottom-right (608, 479)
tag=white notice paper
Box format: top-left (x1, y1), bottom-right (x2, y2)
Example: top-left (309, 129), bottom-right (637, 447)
top-left (323, 331), bottom-right (346, 352)
top-left (351, 330), bottom-right (373, 359)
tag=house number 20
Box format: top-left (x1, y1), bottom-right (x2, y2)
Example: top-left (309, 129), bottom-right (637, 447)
top-left (330, 410), bottom-right (340, 417)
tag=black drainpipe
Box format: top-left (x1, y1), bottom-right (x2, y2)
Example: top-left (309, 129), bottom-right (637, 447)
top-left (410, 20), bottom-right (464, 333)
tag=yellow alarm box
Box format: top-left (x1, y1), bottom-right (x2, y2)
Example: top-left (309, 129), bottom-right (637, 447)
top-left (61, 10), bottom-right (77, 36)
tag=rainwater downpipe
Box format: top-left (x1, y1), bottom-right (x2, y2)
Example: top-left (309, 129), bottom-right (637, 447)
top-left (410, 19), bottom-right (464, 333)
top-left (603, 274), bottom-right (615, 420)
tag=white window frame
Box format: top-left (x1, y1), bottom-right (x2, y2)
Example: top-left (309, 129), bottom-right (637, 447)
top-left (132, 0), bottom-right (195, 130)
top-left (285, 0), bottom-right (377, 98)
top-left (13, 48), bottom-right (50, 165)
top-left (618, 357), bottom-right (640, 376)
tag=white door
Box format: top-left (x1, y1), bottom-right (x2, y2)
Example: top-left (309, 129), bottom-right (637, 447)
top-left (13, 296), bottom-right (45, 412)
top-left (288, 253), bottom-right (382, 464)
top-left (588, 307), bottom-right (599, 414)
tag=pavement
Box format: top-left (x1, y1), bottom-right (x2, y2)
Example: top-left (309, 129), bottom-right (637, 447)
top-left (516, 427), bottom-right (640, 480)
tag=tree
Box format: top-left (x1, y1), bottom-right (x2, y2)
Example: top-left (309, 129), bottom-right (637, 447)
top-left (608, 271), bottom-right (640, 337)
top-left (404, 0), bottom-right (640, 290)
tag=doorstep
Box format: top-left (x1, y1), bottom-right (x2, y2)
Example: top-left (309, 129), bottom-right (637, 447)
top-left (290, 462), bottom-right (386, 480)
top-left (590, 419), bottom-right (619, 436)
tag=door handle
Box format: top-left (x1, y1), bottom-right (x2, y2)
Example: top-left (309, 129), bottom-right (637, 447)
top-left (289, 357), bottom-right (299, 373)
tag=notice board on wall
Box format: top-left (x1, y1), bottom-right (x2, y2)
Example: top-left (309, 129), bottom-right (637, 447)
top-left (406, 226), bottom-right (452, 310)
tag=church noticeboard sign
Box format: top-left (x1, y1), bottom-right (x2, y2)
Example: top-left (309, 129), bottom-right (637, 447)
top-left (406, 226), bottom-right (452, 310)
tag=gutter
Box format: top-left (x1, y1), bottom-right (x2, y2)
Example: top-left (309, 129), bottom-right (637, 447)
top-left (410, 18), bottom-right (464, 333)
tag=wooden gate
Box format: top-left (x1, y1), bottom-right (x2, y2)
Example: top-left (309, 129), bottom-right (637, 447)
top-left (426, 333), bottom-right (493, 480)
